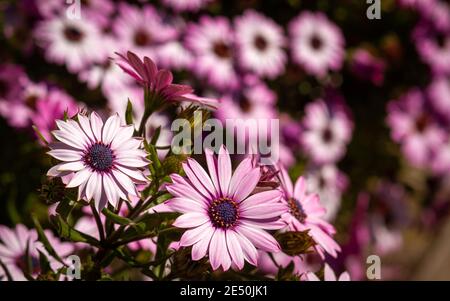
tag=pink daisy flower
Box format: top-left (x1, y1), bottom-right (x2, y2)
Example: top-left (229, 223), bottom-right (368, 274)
top-left (428, 77), bottom-right (450, 121)
top-left (214, 80), bottom-right (277, 150)
top-left (162, 0), bottom-right (213, 12)
top-left (413, 21), bottom-right (450, 76)
top-left (289, 12), bottom-right (345, 77)
top-left (185, 16), bottom-right (239, 91)
top-left (301, 98), bottom-right (353, 165)
top-left (36, 0), bottom-right (114, 28)
top-left (113, 3), bottom-right (177, 60)
top-left (35, 15), bottom-right (108, 73)
top-left (387, 89), bottom-right (446, 170)
top-left (31, 89), bottom-right (80, 144)
top-left (166, 145), bottom-right (286, 271)
top-left (0, 224), bottom-right (74, 281)
top-left (277, 165), bottom-right (341, 258)
top-left (305, 164), bottom-right (348, 221)
top-left (304, 264), bottom-right (350, 281)
top-left (234, 10), bottom-right (286, 78)
top-left (116, 51), bottom-right (219, 110)
top-left (46, 112), bottom-right (149, 211)
top-left (0, 64), bottom-right (31, 128)
top-left (157, 41), bottom-right (194, 71)
top-left (350, 49), bottom-right (386, 86)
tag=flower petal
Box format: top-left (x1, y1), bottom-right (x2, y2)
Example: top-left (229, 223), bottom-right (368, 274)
top-left (102, 113), bottom-right (121, 145)
top-left (226, 230), bottom-right (244, 270)
top-left (218, 145), bottom-right (232, 196)
top-left (208, 229), bottom-right (231, 270)
top-left (173, 212), bottom-right (209, 228)
top-left (237, 225), bottom-right (280, 252)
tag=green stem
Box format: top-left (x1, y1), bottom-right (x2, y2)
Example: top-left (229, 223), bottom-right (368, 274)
top-left (91, 203), bottom-right (105, 242)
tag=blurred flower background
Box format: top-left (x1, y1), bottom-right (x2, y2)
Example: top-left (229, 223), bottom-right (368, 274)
top-left (1, 0), bottom-right (450, 280)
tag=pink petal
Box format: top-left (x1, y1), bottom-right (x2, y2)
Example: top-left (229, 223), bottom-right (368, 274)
top-left (338, 272), bottom-right (351, 281)
top-left (143, 57), bottom-right (157, 82)
top-left (208, 229), bottom-right (231, 270)
top-left (89, 112), bottom-right (104, 142)
top-left (205, 148), bottom-right (220, 192)
top-left (52, 130), bottom-right (85, 150)
top-left (240, 190), bottom-right (282, 209)
top-left (192, 230), bottom-right (214, 261)
top-left (77, 114), bottom-right (96, 142)
top-left (179, 222), bottom-right (211, 247)
top-left (102, 114), bottom-right (121, 145)
top-left (232, 168), bottom-right (261, 201)
top-left (278, 165), bottom-right (293, 197)
top-left (47, 149), bottom-right (83, 162)
top-left (111, 128), bottom-right (137, 150)
top-left (218, 145), bottom-right (232, 196)
top-left (324, 264), bottom-right (337, 281)
top-left (240, 203), bottom-right (287, 219)
top-left (57, 161), bottom-right (85, 172)
top-left (115, 165), bottom-right (148, 183)
top-left (228, 157), bottom-right (253, 197)
top-left (156, 69), bottom-right (173, 90)
top-left (237, 225), bottom-right (280, 252)
top-left (234, 231), bottom-right (258, 266)
top-left (66, 168), bottom-right (91, 188)
top-left (166, 197), bottom-right (207, 213)
top-left (182, 161), bottom-right (213, 199)
top-left (225, 230), bottom-right (244, 270)
top-left (293, 176), bottom-right (307, 201)
top-left (116, 157), bottom-right (149, 168)
top-left (173, 212), bottom-right (209, 228)
top-left (186, 158), bottom-right (217, 197)
top-left (103, 174), bottom-right (119, 207)
top-left (240, 219), bottom-right (285, 230)
top-left (112, 170), bottom-right (138, 197)
top-left (85, 172), bottom-right (100, 201)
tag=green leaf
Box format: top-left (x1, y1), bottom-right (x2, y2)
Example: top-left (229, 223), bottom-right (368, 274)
top-left (50, 214), bottom-right (100, 247)
top-left (125, 99), bottom-right (134, 125)
top-left (31, 213), bottom-right (65, 265)
top-left (150, 126), bottom-right (161, 145)
top-left (55, 198), bottom-right (78, 220)
top-left (0, 258), bottom-right (13, 281)
top-left (102, 207), bottom-right (134, 226)
top-left (38, 250), bottom-right (52, 275)
top-left (32, 125), bottom-right (49, 146)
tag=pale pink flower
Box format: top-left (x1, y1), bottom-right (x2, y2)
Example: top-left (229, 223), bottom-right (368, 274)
top-left (185, 16), bottom-right (239, 91)
top-left (31, 89), bottom-right (80, 143)
top-left (46, 112), bottom-right (149, 211)
top-left (35, 15), bottom-right (108, 73)
top-left (166, 145), bottom-right (286, 270)
top-left (301, 98), bottom-right (353, 165)
top-left (289, 12), bottom-right (345, 77)
top-left (234, 10), bottom-right (286, 78)
top-left (277, 165), bottom-right (341, 258)
top-left (0, 224), bottom-right (74, 281)
top-left (113, 3), bottom-right (177, 60)
top-left (162, 0), bottom-right (213, 12)
top-left (304, 264), bottom-right (350, 281)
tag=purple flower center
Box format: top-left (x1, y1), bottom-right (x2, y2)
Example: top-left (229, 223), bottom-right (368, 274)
top-left (254, 34), bottom-right (268, 51)
top-left (288, 197), bottom-right (307, 223)
top-left (15, 254), bottom-right (40, 274)
top-left (322, 127), bottom-right (334, 143)
top-left (209, 198), bottom-right (239, 228)
top-left (84, 143), bottom-right (115, 172)
top-left (213, 41), bottom-right (232, 59)
top-left (134, 29), bottom-right (152, 47)
top-left (310, 34), bottom-right (323, 50)
top-left (63, 25), bottom-right (84, 42)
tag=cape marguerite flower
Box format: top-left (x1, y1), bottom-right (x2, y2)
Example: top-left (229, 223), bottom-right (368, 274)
top-left (277, 165), bottom-right (341, 258)
top-left (166, 146), bottom-right (286, 270)
top-left (46, 112), bottom-right (149, 210)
